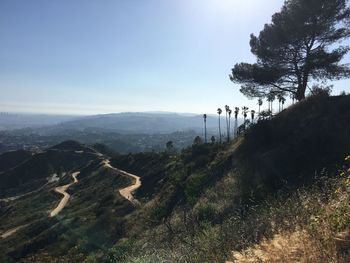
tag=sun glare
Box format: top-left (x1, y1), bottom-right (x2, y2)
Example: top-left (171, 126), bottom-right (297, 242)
top-left (219, 0), bottom-right (254, 9)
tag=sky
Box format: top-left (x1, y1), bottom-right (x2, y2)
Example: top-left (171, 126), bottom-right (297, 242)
top-left (0, 0), bottom-right (349, 115)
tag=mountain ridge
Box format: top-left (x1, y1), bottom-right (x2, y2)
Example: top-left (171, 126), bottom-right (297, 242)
top-left (1, 95), bottom-right (349, 262)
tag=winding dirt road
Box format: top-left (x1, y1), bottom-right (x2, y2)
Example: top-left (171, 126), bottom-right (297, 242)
top-left (1, 159), bottom-right (141, 239)
top-left (49, 171), bottom-right (80, 217)
top-left (102, 160), bottom-right (141, 205)
top-left (0, 225), bottom-right (27, 239)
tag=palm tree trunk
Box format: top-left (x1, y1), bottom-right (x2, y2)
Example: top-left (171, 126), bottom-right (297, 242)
top-left (234, 117), bottom-right (238, 138)
top-left (228, 117), bottom-right (231, 142)
top-left (218, 116), bottom-right (221, 144)
top-left (225, 112), bottom-right (228, 142)
top-left (271, 101), bottom-right (273, 116)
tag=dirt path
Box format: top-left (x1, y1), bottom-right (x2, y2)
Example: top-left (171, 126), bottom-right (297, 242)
top-left (102, 160), bottom-right (141, 205)
top-left (1, 225), bottom-right (27, 239)
top-left (49, 171), bottom-right (80, 217)
top-left (0, 181), bottom-right (53, 203)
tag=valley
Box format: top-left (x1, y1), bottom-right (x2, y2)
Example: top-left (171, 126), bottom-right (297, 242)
top-left (2, 0), bottom-right (350, 261)
top-left (0, 95), bottom-right (349, 262)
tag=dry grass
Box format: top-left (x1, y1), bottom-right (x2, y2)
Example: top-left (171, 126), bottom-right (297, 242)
top-left (226, 156), bottom-right (350, 263)
top-left (229, 231), bottom-right (334, 263)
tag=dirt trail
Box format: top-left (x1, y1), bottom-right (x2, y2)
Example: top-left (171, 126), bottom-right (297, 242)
top-left (102, 160), bottom-right (141, 205)
top-left (49, 171), bottom-right (80, 217)
top-left (0, 225), bottom-right (27, 239)
top-left (0, 181), bottom-right (53, 203)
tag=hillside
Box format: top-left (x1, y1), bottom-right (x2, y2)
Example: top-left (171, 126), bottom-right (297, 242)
top-left (0, 141), bottom-right (100, 198)
top-left (107, 94), bottom-right (350, 262)
top-left (0, 95), bottom-right (350, 262)
top-left (0, 150), bottom-right (32, 173)
top-left (0, 142), bottom-right (138, 262)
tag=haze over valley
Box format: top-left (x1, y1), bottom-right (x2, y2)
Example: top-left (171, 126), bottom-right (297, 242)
top-left (1, 0), bottom-right (350, 262)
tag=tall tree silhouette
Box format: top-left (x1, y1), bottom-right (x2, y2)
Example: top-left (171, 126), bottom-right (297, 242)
top-left (217, 108), bottom-right (222, 144)
top-left (267, 93), bottom-right (275, 117)
top-left (230, 0), bottom-right (350, 101)
top-left (228, 108), bottom-right (232, 142)
top-left (234, 107), bottom-right (240, 138)
top-left (277, 94), bottom-right (283, 112)
top-left (281, 97), bottom-right (286, 110)
top-left (225, 105), bottom-right (230, 142)
top-left (242, 106), bottom-right (249, 129)
top-left (203, 114), bottom-right (207, 143)
top-left (251, 110), bottom-right (256, 124)
top-left (290, 93), bottom-right (296, 105)
top-left (258, 98), bottom-right (263, 115)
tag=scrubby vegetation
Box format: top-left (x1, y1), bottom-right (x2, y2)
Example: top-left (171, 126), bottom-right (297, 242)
top-left (80, 95), bottom-right (350, 262)
top-left (1, 96), bottom-right (350, 262)
top-left (117, 157), bottom-right (350, 262)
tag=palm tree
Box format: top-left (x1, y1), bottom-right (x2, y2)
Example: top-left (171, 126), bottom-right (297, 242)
top-left (225, 105), bottom-right (230, 142)
top-left (242, 106), bottom-right (249, 129)
top-left (217, 108), bottom-right (222, 144)
top-left (234, 107), bottom-right (239, 138)
top-left (258, 99), bottom-right (263, 115)
top-left (267, 93), bottom-right (275, 117)
top-left (281, 97), bottom-right (286, 110)
top-left (251, 110), bottom-right (256, 124)
top-left (290, 93), bottom-right (296, 104)
top-left (277, 94), bottom-right (283, 112)
top-left (203, 114), bottom-right (207, 143)
top-left (228, 109), bottom-right (232, 142)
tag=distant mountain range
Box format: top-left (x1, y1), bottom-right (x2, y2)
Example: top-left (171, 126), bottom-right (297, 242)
top-left (1, 96), bottom-right (350, 262)
top-left (0, 112), bottom-right (233, 134)
top-left (0, 112), bottom-right (243, 155)
top-left (47, 112), bottom-right (221, 134)
top-left (0, 113), bottom-right (80, 130)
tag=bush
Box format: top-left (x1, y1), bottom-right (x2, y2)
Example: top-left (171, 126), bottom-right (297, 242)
top-left (195, 203), bottom-right (217, 224)
top-left (107, 239), bottom-right (135, 263)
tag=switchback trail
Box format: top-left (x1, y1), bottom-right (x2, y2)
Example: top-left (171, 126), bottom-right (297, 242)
top-left (102, 160), bottom-right (141, 205)
top-left (0, 225), bottom-right (27, 239)
top-left (49, 171), bottom-right (80, 217)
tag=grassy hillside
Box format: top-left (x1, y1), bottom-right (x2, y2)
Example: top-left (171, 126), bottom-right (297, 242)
top-left (236, 95), bottom-right (350, 197)
top-left (101, 94), bottom-right (350, 262)
top-left (1, 94), bottom-right (350, 262)
top-left (0, 150), bottom-right (32, 173)
top-left (0, 158), bottom-right (133, 262)
top-left (0, 142), bottom-right (100, 197)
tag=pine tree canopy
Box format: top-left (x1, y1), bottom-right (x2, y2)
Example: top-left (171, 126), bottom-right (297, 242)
top-left (230, 0), bottom-right (350, 101)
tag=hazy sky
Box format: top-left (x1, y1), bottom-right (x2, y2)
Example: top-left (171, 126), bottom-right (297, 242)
top-left (1, 0), bottom-right (349, 115)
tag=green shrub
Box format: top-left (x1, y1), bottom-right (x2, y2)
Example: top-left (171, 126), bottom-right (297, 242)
top-left (195, 203), bottom-right (217, 224)
top-left (185, 173), bottom-right (209, 205)
top-left (106, 239), bottom-right (134, 263)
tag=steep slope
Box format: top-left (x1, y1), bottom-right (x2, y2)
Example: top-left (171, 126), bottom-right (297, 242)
top-left (0, 141), bottom-right (100, 198)
top-left (102, 94), bottom-right (350, 262)
top-left (0, 155), bottom-right (140, 262)
top-left (0, 150), bottom-right (32, 173)
top-left (235, 95), bottom-right (350, 196)
top-left (1, 95), bottom-right (350, 262)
